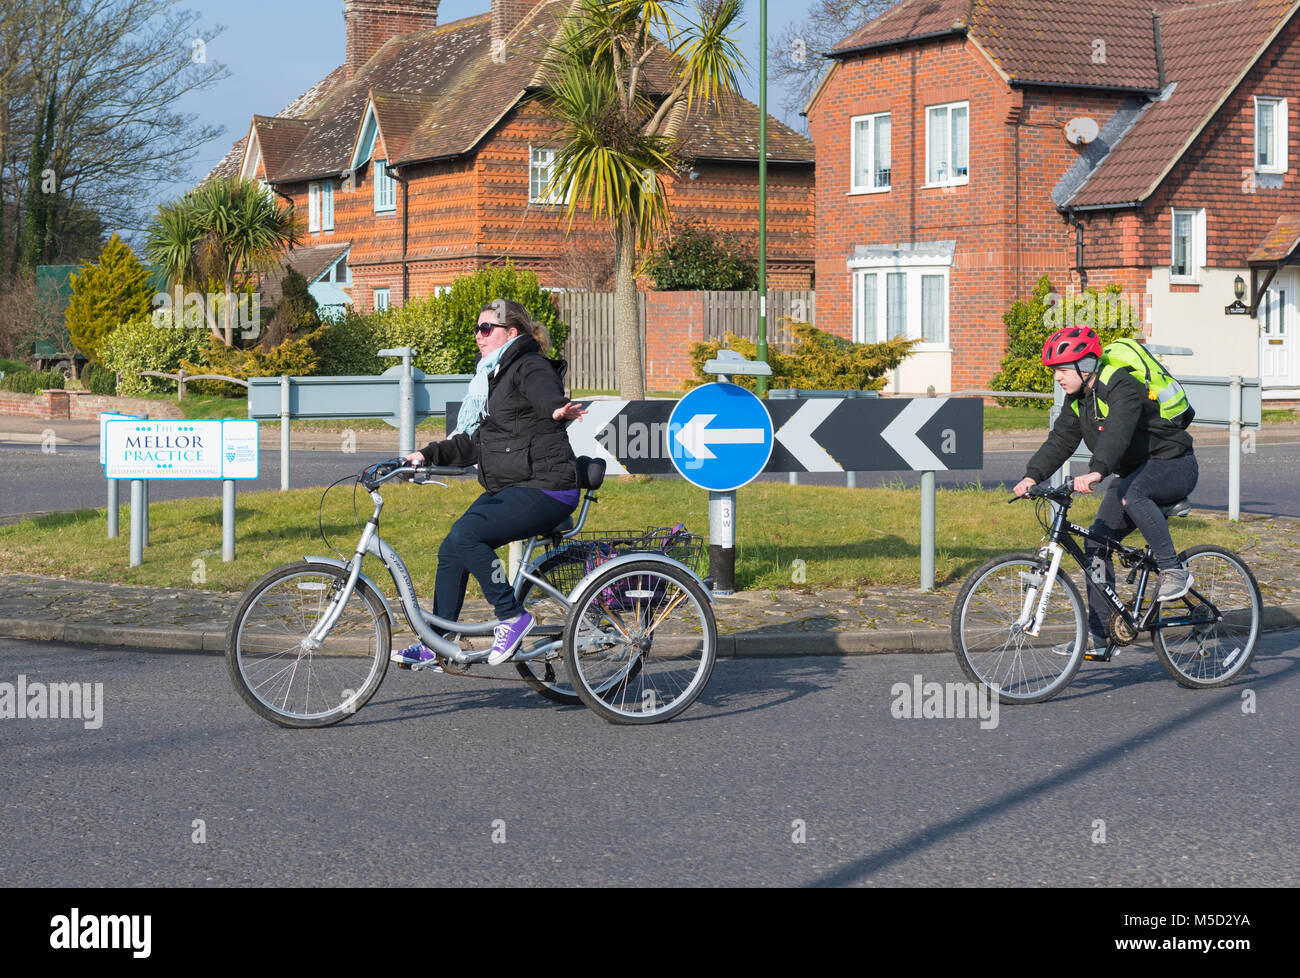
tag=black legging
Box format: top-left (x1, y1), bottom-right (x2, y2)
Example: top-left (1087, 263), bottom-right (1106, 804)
top-left (432, 486), bottom-right (577, 623)
top-left (1084, 452), bottom-right (1199, 637)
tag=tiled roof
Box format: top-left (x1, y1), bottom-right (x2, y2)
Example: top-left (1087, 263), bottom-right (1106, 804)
top-left (211, 1), bottom-right (811, 189)
top-left (1067, 0), bottom-right (1298, 207)
top-left (204, 66), bottom-right (349, 183)
top-left (251, 116), bottom-right (315, 179)
top-left (832, 0), bottom-right (971, 55)
top-left (1248, 213), bottom-right (1300, 263)
top-left (835, 0), bottom-right (1205, 90)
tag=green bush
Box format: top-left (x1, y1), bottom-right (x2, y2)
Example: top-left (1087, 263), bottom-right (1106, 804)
top-left (65, 233), bottom-right (154, 362)
top-left (310, 310), bottom-right (384, 376)
top-left (0, 358), bottom-right (30, 376)
top-left (85, 364), bottom-right (117, 396)
top-left (990, 276), bottom-right (1141, 406)
top-left (686, 319), bottom-right (917, 393)
top-left (98, 313), bottom-right (208, 397)
top-left (645, 219), bottom-right (758, 291)
top-left (375, 264), bottom-right (569, 374)
top-left (0, 370), bottom-right (65, 393)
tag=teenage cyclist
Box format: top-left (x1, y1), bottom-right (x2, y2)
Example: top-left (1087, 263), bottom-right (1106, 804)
top-left (1012, 326), bottom-right (1198, 651)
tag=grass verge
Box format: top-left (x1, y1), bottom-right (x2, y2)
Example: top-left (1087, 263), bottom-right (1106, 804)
top-left (0, 478), bottom-right (1262, 599)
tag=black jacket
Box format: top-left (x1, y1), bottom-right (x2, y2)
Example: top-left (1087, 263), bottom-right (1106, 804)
top-left (1025, 366), bottom-right (1194, 483)
top-left (418, 335), bottom-right (578, 493)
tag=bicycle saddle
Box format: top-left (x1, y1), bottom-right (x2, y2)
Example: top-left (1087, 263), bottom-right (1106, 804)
top-left (1160, 498), bottom-right (1191, 518)
top-left (576, 456), bottom-right (606, 491)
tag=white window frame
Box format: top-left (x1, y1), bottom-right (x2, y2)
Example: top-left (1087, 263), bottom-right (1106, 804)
top-left (321, 179), bottom-right (334, 231)
top-left (1255, 96), bottom-right (1288, 174)
top-left (925, 100), bottom-right (969, 188)
top-left (1169, 207), bottom-right (1206, 284)
top-left (849, 258), bottom-right (951, 351)
top-left (850, 112), bottom-right (891, 194)
top-left (308, 182), bottom-right (321, 232)
top-left (373, 288), bottom-right (391, 312)
top-left (529, 146), bottom-right (569, 205)
top-left (374, 160), bottom-right (396, 213)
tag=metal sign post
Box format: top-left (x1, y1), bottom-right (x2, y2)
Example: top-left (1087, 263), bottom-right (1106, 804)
top-left (669, 352), bottom-right (774, 594)
top-left (248, 364), bottom-right (470, 489)
top-left (105, 419), bottom-right (259, 565)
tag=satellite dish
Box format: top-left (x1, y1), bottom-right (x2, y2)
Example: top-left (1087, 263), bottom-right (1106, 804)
top-left (1064, 117), bottom-right (1100, 145)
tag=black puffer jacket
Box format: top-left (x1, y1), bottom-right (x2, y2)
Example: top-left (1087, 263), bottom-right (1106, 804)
top-left (1025, 366), bottom-right (1194, 483)
top-left (418, 334), bottom-right (578, 493)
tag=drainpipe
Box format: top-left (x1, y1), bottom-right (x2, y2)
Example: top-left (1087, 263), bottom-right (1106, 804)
top-left (1064, 206), bottom-right (1088, 293)
top-left (389, 163), bottom-right (410, 304)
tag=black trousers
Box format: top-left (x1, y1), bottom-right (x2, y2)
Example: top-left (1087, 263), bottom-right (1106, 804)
top-left (433, 487), bottom-right (576, 622)
top-left (1084, 452), bottom-right (1199, 637)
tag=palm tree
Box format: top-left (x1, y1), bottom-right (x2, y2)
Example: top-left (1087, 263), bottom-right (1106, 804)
top-left (145, 178), bottom-right (298, 345)
top-left (542, 0), bottom-right (745, 399)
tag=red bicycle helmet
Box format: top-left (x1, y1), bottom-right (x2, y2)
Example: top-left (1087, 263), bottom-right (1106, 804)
top-left (1042, 326), bottom-right (1103, 366)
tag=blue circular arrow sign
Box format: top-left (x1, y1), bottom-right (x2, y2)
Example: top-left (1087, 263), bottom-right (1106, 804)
top-left (668, 382), bottom-right (774, 491)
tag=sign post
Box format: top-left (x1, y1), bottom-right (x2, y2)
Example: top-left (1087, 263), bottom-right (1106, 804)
top-left (104, 419), bottom-right (260, 565)
top-left (668, 357), bottom-right (774, 594)
top-left (99, 412), bottom-right (139, 539)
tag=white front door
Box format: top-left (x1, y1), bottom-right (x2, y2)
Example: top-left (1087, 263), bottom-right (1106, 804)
top-left (1259, 270), bottom-right (1297, 388)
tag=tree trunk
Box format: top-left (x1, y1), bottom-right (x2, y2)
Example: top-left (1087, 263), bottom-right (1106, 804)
top-left (613, 214), bottom-right (643, 399)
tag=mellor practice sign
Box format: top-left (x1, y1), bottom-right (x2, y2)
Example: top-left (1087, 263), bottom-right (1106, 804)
top-left (104, 420), bottom-right (258, 480)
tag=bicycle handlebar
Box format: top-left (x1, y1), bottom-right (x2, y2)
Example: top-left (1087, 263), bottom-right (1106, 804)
top-left (1008, 482), bottom-right (1075, 504)
top-left (360, 458), bottom-right (476, 489)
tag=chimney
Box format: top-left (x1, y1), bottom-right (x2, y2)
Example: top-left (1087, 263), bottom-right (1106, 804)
top-left (491, 0), bottom-right (544, 51)
top-left (345, 0), bottom-right (440, 79)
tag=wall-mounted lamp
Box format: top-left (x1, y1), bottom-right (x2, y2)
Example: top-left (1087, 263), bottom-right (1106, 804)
top-left (1234, 274), bottom-right (1246, 301)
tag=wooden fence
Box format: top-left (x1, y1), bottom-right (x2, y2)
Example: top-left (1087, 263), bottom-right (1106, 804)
top-left (557, 290), bottom-right (815, 392)
top-left (558, 292), bottom-right (647, 393)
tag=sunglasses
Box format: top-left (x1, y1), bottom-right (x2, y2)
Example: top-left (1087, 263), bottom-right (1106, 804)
top-left (474, 321), bottom-right (505, 337)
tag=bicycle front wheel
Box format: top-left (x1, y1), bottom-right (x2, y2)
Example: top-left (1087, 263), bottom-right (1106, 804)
top-left (563, 559), bottom-right (716, 724)
top-left (1153, 545), bottom-right (1262, 688)
top-left (227, 561), bottom-right (392, 727)
top-left (952, 552), bottom-right (1086, 704)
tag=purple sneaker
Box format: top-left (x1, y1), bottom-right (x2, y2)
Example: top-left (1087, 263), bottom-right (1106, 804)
top-left (391, 642), bottom-right (443, 671)
top-left (487, 611), bottom-right (535, 665)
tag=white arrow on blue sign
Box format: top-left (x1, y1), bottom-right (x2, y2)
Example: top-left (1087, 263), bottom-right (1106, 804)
top-left (668, 382), bottom-right (774, 491)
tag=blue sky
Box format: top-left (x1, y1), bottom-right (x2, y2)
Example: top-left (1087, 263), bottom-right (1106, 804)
top-left (156, 0), bottom-right (820, 225)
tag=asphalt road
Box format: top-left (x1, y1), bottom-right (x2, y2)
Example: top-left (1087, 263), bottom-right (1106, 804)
top-left (0, 634), bottom-right (1294, 886)
top-left (2, 437), bottom-right (1299, 522)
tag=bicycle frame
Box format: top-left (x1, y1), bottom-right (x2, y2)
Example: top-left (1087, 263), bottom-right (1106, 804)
top-left (1019, 495), bottom-right (1221, 654)
top-left (298, 475), bottom-right (710, 668)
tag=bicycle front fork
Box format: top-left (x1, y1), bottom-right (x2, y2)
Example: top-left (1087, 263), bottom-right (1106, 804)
top-left (1018, 543), bottom-right (1065, 638)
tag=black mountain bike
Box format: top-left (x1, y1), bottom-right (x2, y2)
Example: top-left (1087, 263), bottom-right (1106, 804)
top-left (951, 483), bottom-right (1262, 703)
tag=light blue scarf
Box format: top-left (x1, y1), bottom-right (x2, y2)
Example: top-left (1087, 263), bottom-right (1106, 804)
top-left (453, 336), bottom-right (519, 436)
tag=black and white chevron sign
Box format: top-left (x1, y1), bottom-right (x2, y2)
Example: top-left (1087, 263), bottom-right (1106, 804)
top-left (556, 396), bottom-right (983, 475)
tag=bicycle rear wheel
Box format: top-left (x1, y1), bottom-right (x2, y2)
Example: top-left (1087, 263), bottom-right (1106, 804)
top-left (952, 552), bottom-right (1086, 704)
top-left (1153, 545), bottom-right (1262, 688)
top-left (227, 561), bottom-right (391, 727)
top-left (563, 559), bottom-right (716, 724)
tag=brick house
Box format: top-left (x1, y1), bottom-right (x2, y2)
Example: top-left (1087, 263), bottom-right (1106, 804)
top-left (807, 0), bottom-right (1300, 397)
top-left (207, 0), bottom-right (815, 324)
